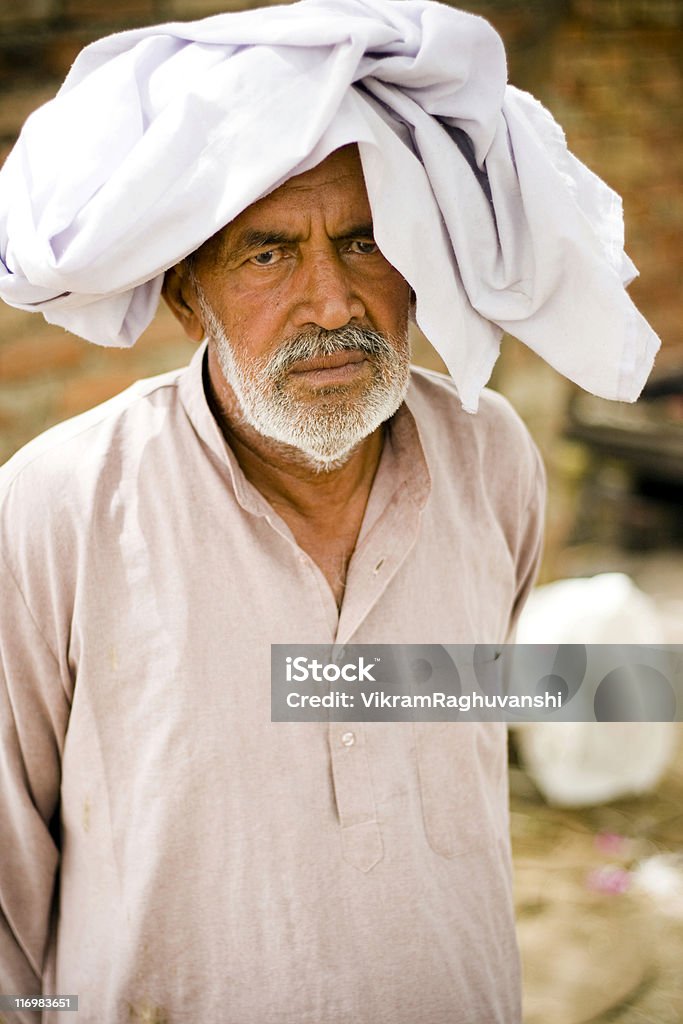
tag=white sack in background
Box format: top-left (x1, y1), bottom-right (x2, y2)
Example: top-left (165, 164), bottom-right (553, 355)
top-left (515, 573), bottom-right (678, 807)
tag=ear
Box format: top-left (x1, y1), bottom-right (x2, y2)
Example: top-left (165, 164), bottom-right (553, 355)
top-left (161, 263), bottom-right (205, 343)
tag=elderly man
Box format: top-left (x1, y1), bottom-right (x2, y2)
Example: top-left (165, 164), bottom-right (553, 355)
top-left (0, 1), bottom-right (659, 1022)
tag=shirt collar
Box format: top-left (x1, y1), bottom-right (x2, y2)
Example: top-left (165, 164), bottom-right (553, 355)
top-left (177, 339), bottom-right (432, 516)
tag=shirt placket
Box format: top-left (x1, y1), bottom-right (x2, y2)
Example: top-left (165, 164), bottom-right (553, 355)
top-left (327, 720), bottom-right (383, 873)
top-left (324, 413), bottom-right (430, 872)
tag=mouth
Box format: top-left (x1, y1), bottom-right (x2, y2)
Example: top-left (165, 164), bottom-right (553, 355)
top-left (287, 349), bottom-right (369, 386)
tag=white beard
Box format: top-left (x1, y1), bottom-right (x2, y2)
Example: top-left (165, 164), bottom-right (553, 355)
top-left (197, 289), bottom-right (411, 471)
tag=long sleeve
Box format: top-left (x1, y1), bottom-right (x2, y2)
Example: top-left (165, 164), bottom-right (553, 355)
top-left (0, 554), bottom-right (69, 1015)
top-left (507, 438), bottom-right (547, 641)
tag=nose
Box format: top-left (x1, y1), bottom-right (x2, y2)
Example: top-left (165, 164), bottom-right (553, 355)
top-left (292, 248), bottom-right (366, 331)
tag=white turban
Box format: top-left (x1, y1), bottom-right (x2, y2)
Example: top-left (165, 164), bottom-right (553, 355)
top-left (0, 0), bottom-right (660, 411)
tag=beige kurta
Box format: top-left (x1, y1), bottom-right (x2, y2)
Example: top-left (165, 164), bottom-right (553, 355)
top-left (0, 344), bottom-right (544, 1023)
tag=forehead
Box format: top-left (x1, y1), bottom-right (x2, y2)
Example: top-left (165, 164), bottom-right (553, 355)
top-left (198, 146), bottom-right (371, 262)
top-left (260, 144), bottom-right (369, 210)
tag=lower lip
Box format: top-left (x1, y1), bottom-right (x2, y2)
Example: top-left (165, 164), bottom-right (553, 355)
top-left (289, 359), bottom-right (369, 386)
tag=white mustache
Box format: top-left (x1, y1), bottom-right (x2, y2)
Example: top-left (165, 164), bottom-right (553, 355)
top-left (264, 327), bottom-right (396, 378)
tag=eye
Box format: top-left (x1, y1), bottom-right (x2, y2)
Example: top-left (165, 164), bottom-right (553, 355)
top-left (348, 239), bottom-right (378, 255)
top-left (249, 250), bottom-right (282, 266)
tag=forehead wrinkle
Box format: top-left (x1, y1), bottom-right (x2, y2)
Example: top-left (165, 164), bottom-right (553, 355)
top-left (279, 167), bottom-right (366, 195)
top-left (205, 159), bottom-right (372, 267)
top-left (216, 211), bottom-right (374, 266)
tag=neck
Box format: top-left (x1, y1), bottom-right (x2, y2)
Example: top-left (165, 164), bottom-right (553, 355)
top-left (204, 345), bottom-right (384, 519)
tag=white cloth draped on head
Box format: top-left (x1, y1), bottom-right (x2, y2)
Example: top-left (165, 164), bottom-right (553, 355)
top-left (0, 0), bottom-right (660, 411)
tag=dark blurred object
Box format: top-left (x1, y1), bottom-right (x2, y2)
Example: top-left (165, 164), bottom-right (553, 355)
top-left (567, 364), bottom-right (683, 549)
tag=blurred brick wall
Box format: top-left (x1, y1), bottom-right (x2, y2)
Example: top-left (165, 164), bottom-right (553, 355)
top-left (0, 0), bottom-right (681, 480)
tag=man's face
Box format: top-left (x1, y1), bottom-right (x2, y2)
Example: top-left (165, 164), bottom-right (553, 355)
top-left (183, 145), bottom-right (413, 468)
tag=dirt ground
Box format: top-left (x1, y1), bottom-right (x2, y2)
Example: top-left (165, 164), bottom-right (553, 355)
top-left (512, 548), bottom-right (683, 1024)
top-left (513, 739), bottom-right (683, 1024)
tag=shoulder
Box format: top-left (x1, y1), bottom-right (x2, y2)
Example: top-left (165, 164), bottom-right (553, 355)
top-left (0, 366), bottom-right (186, 558)
top-left (0, 364), bottom-right (192, 652)
top-left (406, 365), bottom-right (542, 480)
top-left (0, 367), bottom-right (183, 497)
top-left (405, 368), bottom-right (546, 605)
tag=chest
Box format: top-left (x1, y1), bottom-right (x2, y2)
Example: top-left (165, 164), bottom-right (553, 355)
top-left (270, 497), bottom-right (370, 608)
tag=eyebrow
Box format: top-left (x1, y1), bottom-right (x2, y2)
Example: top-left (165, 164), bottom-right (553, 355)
top-left (223, 223), bottom-right (376, 264)
top-left (333, 223), bottom-right (375, 240)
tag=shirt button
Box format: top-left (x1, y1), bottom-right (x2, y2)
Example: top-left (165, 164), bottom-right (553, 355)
top-left (341, 731), bottom-right (356, 748)
top-left (373, 558), bottom-right (385, 574)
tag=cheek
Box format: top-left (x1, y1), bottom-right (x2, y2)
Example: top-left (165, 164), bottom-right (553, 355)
top-left (206, 297), bottom-right (270, 358)
top-left (228, 325), bottom-right (272, 365)
top-left (219, 284), bottom-right (290, 345)
top-left (378, 272), bottom-right (412, 328)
